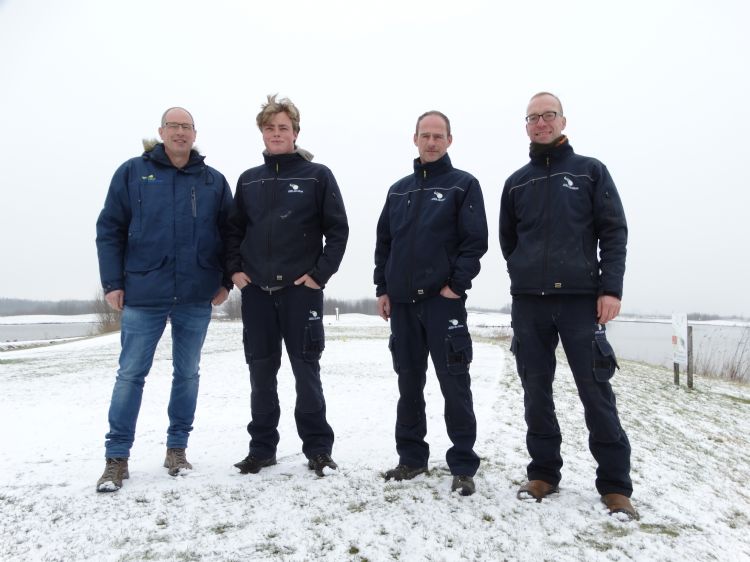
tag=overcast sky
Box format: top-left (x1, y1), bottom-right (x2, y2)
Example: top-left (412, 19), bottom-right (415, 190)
top-left (1, 0), bottom-right (748, 317)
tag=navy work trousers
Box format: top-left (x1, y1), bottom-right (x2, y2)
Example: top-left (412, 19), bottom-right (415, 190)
top-left (240, 284), bottom-right (333, 459)
top-left (510, 294), bottom-right (632, 497)
top-left (389, 295), bottom-right (479, 476)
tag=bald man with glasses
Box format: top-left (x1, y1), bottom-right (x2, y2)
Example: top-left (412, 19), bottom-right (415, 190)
top-left (95, 107), bottom-right (233, 492)
top-left (500, 92), bottom-right (637, 520)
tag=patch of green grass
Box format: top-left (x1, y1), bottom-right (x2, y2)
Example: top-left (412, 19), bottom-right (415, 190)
top-left (211, 522), bottom-right (235, 535)
top-left (254, 537), bottom-right (298, 557)
top-left (384, 492), bottom-right (400, 503)
top-left (639, 523), bottom-right (680, 537)
top-left (723, 510), bottom-right (748, 529)
top-left (482, 514), bottom-right (494, 523)
top-left (172, 549), bottom-right (201, 561)
top-left (603, 521), bottom-right (632, 537)
top-left (349, 545), bottom-right (360, 554)
top-left (0, 358), bottom-right (28, 365)
top-left (0, 493), bottom-right (17, 505)
top-left (717, 393), bottom-right (750, 405)
top-left (583, 540), bottom-right (612, 552)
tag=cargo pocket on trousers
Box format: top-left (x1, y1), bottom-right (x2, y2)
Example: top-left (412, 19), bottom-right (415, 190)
top-left (445, 333), bottom-right (473, 375)
top-left (592, 333), bottom-right (619, 382)
top-left (303, 321), bottom-right (325, 361)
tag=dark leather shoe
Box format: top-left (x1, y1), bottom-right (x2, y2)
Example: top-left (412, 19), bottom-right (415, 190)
top-left (517, 479), bottom-right (559, 502)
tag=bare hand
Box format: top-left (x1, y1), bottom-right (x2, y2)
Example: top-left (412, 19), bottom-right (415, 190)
top-left (440, 285), bottom-right (461, 299)
top-left (105, 290), bottom-right (124, 312)
top-left (294, 274), bottom-right (321, 289)
top-left (212, 287), bottom-right (229, 306)
top-left (232, 272), bottom-right (251, 289)
top-left (377, 294), bottom-right (391, 321)
top-left (597, 295), bottom-right (621, 324)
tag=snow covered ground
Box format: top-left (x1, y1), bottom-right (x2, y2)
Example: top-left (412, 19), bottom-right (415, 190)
top-left (1, 314), bottom-right (749, 561)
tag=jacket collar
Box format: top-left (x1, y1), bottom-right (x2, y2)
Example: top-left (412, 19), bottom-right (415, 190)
top-left (529, 135), bottom-right (573, 164)
top-left (413, 153), bottom-right (453, 178)
top-left (145, 143), bottom-right (205, 171)
top-left (263, 146), bottom-right (314, 170)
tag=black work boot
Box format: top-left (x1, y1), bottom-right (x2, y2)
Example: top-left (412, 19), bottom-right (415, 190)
top-left (383, 464), bottom-right (428, 481)
top-left (451, 475), bottom-right (476, 496)
top-left (307, 453), bottom-right (338, 476)
top-left (234, 454), bottom-right (277, 474)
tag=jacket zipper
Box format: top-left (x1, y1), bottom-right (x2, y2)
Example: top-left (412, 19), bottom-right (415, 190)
top-left (191, 186), bottom-right (197, 217)
top-left (541, 155), bottom-right (551, 295)
top-left (406, 169), bottom-right (427, 300)
top-left (266, 162), bottom-right (279, 284)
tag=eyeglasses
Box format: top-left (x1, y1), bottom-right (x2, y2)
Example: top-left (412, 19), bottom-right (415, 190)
top-left (163, 122), bottom-right (194, 131)
top-left (525, 111), bottom-right (559, 124)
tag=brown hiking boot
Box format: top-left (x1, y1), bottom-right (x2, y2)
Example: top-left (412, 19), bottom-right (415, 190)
top-left (602, 493), bottom-right (639, 521)
top-left (517, 479), bottom-right (559, 502)
top-left (96, 458), bottom-right (129, 492)
top-left (163, 448), bottom-right (192, 476)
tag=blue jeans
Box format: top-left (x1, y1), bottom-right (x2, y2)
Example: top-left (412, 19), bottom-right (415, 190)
top-left (104, 302), bottom-right (212, 458)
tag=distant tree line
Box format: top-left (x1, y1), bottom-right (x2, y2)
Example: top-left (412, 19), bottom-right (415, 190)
top-left (0, 298), bottom-right (97, 316)
top-left (216, 292), bottom-right (379, 320)
top-left (687, 312), bottom-right (748, 322)
top-left (323, 297), bottom-right (378, 316)
top-left (5, 296), bottom-right (744, 324)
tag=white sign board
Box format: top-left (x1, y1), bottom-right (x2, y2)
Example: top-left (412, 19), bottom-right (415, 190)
top-left (672, 313), bottom-right (688, 366)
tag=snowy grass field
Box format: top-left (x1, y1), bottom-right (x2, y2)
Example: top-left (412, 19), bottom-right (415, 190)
top-left (1, 313), bottom-right (749, 561)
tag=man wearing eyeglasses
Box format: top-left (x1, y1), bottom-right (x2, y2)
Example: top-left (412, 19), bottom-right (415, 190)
top-left (500, 92), bottom-right (637, 519)
top-left (95, 107), bottom-right (233, 492)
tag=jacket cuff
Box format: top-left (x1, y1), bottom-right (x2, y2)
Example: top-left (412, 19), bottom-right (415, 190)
top-left (449, 279), bottom-right (467, 296)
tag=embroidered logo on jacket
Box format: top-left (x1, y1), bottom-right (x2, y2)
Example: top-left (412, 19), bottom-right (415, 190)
top-left (448, 319), bottom-right (465, 330)
top-left (288, 183), bottom-right (304, 193)
top-left (141, 174), bottom-right (163, 183)
top-left (431, 191), bottom-right (446, 202)
top-left (308, 310), bottom-right (320, 321)
top-left (562, 176), bottom-right (579, 190)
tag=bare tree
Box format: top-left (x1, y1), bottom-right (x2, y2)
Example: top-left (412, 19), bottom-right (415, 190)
top-left (216, 289), bottom-right (242, 320)
top-left (94, 290), bottom-right (121, 334)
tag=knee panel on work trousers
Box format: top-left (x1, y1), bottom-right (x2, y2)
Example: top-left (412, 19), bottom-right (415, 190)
top-left (249, 353), bottom-right (282, 415)
top-left (510, 335), bottom-right (561, 436)
top-left (289, 356), bottom-right (325, 414)
top-left (510, 334), bottom-right (558, 381)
